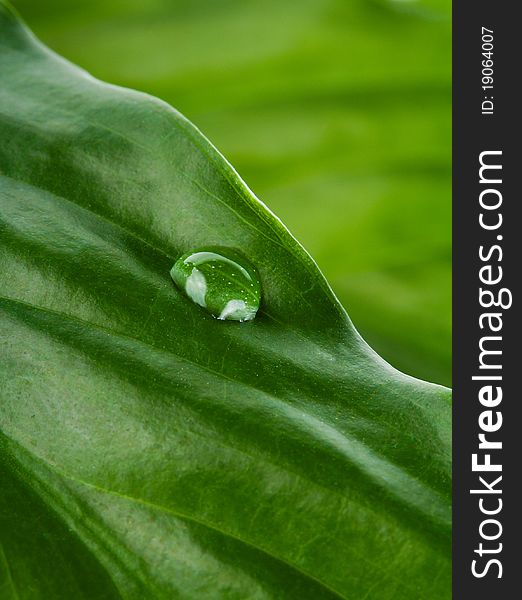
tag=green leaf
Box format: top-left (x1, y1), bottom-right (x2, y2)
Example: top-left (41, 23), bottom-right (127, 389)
top-left (0, 2), bottom-right (451, 598)
top-left (9, 0), bottom-right (452, 387)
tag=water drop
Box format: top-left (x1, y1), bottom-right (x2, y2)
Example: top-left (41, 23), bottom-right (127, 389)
top-left (170, 247), bottom-right (261, 322)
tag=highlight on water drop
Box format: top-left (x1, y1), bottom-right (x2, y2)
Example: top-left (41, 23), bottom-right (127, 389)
top-left (170, 247), bottom-right (261, 322)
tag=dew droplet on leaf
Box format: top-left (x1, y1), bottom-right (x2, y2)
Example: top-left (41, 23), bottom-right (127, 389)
top-left (170, 247), bottom-right (261, 322)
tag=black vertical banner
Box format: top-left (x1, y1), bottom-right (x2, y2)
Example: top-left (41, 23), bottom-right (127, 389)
top-left (453, 1), bottom-right (520, 598)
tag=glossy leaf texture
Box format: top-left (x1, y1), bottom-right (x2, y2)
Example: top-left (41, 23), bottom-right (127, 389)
top-left (0, 2), bottom-right (451, 598)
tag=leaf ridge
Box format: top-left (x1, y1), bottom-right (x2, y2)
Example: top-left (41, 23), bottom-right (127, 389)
top-left (3, 429), bottom-right (432, 600)
top-left (0, 544), bottom-right (20, 600)
top-left (1, 295), bottom-right (450, 536)
top-left (3, 433), bottom-right (349, 600)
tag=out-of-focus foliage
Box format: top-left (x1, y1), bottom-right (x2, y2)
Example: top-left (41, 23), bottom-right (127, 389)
top-left (13, 0), bottom-right (451, 385)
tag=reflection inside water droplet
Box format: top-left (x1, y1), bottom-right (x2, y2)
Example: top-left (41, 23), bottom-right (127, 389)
top-left (170, 247), bottom-right (261, 322)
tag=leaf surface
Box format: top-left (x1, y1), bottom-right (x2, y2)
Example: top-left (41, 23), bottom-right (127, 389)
top-left (0, 3), bottom-right (451, 598)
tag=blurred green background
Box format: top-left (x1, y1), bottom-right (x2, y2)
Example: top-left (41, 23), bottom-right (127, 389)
top-left (13, 0), bottom-right (451, 386)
